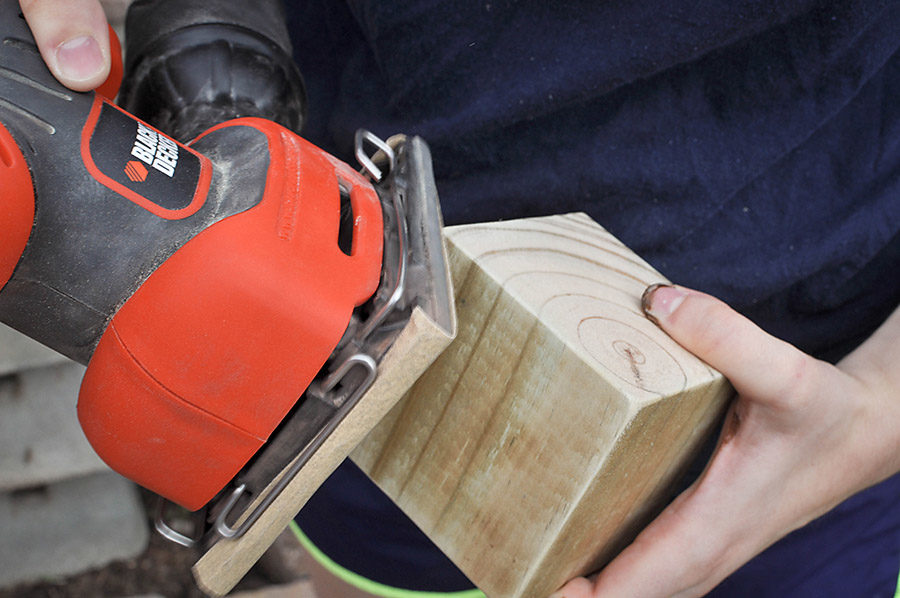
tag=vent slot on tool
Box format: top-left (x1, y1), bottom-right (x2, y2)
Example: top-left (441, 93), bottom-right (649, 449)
top-left (337, 180), bottom-right (354, 256)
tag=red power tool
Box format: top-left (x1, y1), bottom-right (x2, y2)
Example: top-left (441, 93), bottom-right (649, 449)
top-left (0, 0), bottom-right (452, 547)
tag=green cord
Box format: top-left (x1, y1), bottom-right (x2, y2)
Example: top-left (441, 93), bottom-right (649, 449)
top-left (288, 520), bottom-right (486, 598)
top-left (292, 521), bottom-right (900, 597)
top-left (895, 557), bottom-right (900, 598)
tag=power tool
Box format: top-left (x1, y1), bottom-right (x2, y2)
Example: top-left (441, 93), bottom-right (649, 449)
top-left (0, 0), bottom-right (452, 548)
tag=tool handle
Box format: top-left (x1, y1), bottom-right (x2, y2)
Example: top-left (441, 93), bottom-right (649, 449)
top-left (0, 0), bottom-right (248, 362)
top-left (0, 14), bottom-right (120, 297)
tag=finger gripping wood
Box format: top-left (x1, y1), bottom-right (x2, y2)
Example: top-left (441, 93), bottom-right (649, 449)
top-left (353, 213), bottom-right (732, 598)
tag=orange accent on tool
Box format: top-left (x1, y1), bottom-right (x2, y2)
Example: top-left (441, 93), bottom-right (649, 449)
top-left (0, 122), bottom-right (34, 291)
top-left (78, 119), bottom-right (384, 510)
top-left (124, 160), bottom-right (149, 182)
top-left (95, 25), bottom-right (123, 99)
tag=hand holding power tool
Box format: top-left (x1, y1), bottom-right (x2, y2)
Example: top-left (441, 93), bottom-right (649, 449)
top-left (17, 0), bottom-right (113, 92)
top-left (0, 0), bottom-right (452, 550)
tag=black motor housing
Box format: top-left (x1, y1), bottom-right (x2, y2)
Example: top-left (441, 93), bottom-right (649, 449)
top-left (119, 0), bottom-right (307, 142)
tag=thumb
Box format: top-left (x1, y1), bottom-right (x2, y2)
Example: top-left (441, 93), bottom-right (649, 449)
top-left (19, 0), bottom-right (110, 91)
top-left (641, 284), bottom-right (809, 405)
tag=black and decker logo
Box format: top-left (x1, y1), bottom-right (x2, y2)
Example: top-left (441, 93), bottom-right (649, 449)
top-left (88, 102), bottom-right (203, 213)
top-left (130, 122), bottom-right (179, 178)
top-left (124, 160), bottom-right (148, 182)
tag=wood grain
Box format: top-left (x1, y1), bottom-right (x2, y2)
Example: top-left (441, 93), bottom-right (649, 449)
top-left (353, 213), bottom-right (732, 598)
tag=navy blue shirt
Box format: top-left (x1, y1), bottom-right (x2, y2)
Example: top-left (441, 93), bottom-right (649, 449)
top-left (289, 1), bottom-right (900, 594)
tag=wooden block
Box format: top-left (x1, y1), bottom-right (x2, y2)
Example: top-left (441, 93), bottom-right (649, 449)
top-left (353, 213), bottom-right (732, 598)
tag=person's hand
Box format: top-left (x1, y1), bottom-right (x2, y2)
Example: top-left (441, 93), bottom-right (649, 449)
top-left (19, 0), bottom-right (110, 91)
top-left (555, 284), bottom-right (900, 598)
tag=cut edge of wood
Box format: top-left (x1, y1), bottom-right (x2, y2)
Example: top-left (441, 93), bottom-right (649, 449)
top-left (517, 378), bottom-right (734, 598)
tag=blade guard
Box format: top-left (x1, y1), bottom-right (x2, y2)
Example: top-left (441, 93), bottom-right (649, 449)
top-left (78, 118), bottom-right (383, 511)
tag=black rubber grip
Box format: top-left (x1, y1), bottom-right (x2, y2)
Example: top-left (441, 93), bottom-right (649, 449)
top-left (119, 0), bottom-right (306, 142)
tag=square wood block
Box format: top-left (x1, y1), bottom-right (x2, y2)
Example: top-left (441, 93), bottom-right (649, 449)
top-left (354, 213), bottom-right (731, 598)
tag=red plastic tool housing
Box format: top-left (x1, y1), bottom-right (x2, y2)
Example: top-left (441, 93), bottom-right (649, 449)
top-left (78, 119), bottom-right (384, 510)
top-left (0, 122), bottom-right (34, 291)
top-left (96, 25), bottom-right (124, 99)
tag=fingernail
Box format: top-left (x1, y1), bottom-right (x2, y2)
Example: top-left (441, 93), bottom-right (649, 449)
top-left (642, 283), bottom-right (687, 325)
top-left (55, 36), bottom-right (104, 82)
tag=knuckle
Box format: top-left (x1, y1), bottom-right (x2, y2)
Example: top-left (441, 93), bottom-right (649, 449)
top-left (777, 351), bottom-right (819, 408)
